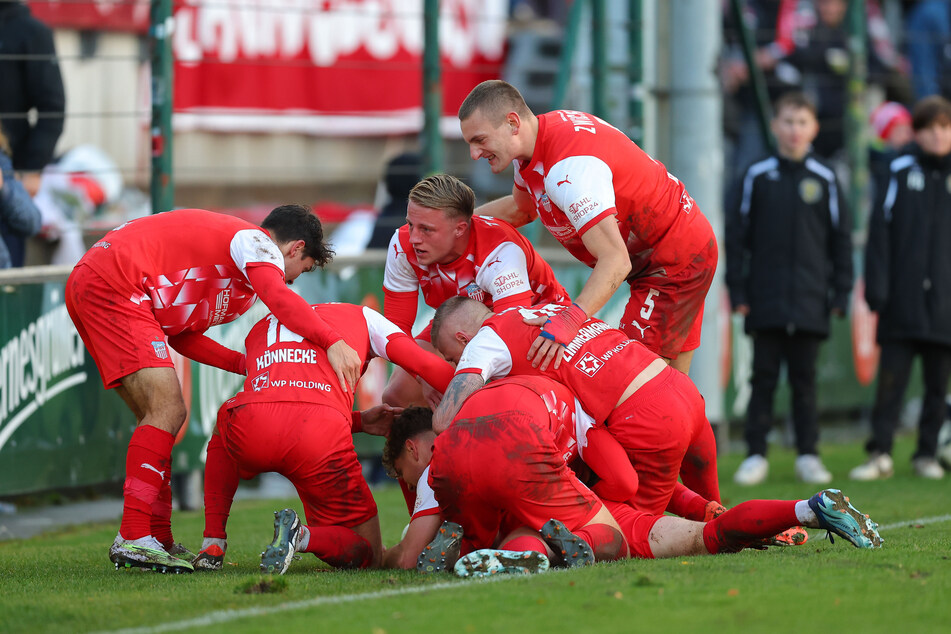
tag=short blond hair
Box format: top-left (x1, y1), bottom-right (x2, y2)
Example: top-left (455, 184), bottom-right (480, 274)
top-left (458, 80), bottom-right (532, 125)
top-left (408, 173), bottom-right (475, 221)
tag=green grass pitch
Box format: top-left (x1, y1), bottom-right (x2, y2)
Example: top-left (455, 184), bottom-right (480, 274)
top-left (1, 436), bottom-right (949, 633)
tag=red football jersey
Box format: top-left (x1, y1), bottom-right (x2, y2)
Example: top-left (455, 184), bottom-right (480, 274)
top-left (473, 375), bottom-right (593, 465)
top-left (513, 111), bottom-right (713, 275)
top-left (383, 215), bottom-right (568, 322)
top-left (229, 303), bottom-right (449, 413)
top-left (79, 209), bottom-right (283, 336)
top-left (454, 304), bottom-right (657, 423)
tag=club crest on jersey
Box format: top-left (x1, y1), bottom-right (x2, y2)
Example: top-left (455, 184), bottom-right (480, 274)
top-left (798, 178), bottom-right (822, 204)
top-left (465, 282), bottom-right (485, 303)
top-left (251, 371), bottom-right (270, 392)
top-left (151, 341), bottom-right (169, 359)
top-left (574, 352), bottom-right (604, 377)
top-left (540, 193), bottom-right (552, 213)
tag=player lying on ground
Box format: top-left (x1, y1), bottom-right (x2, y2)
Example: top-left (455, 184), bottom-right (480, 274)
top-left (430, 297), bottom-right (720, 518)
top-left (383, 405), bottom-right (883, 578)
top-left (65, 205), bottom-right (363, 574)
top-left (382, 395), bottom-right (629, 573)
top-left (381, 173), bottom-right (569, 409)
top-left (191, 302), bottom-right (454, 573)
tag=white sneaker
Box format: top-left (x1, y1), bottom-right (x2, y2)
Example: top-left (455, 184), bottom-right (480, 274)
top-left (795, 454), bottom-right (833, 484)
top-left (849, 453), bottom-right (894, 481)
top-left (734, 454), bottom-right (769, 485)
top-left (912, 457), bottom-right (945, 480)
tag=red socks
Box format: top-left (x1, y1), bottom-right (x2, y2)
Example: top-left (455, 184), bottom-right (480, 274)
top-left (151, 479), bottom-right (174, 549)
top-left (702, 500), bottom-right (799, 554)
top-left (575, 524), bottom-right (627, 561)
top-left (202, 433), bottom-right (240, 540)
top-left (120, 425), bottom-right (174, 540)
top-left (299, 526), bottom-right (374, 569)
top-left (666, 482), bottom-right (711, 521)
top-left (499, 534), bottom-right (547, 554)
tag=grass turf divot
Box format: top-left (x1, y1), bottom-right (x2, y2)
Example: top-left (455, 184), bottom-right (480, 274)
top-left (236, 576), bottom-right (288, 595)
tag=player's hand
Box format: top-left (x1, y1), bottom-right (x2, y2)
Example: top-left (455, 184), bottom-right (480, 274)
top-left (420, 378), bottom-right (442, 409)
top-left (360, 404), bottom-right (404, 437)
top-left (528, 335), bottom-right (566, 371)
top-left (734, 304), bottom-right (750, 316)
top-left (528, 303), bottom-right (586, 370)
top-left (327, 339), bottom-right (361, 393)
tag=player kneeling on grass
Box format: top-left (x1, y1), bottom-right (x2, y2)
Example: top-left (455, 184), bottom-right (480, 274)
top-left (192, 302), bottom-right (454, 573)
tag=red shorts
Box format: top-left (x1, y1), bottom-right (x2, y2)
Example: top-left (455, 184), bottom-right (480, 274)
top-left (605, 366), bottom-right (720, 515)
top-left (65, 263), bottom-right (174, 389)
top-left (603, 499), bottom-right (662, 559)
top-left (217, 401), bottom-right (376, 528)
top-left (429, 386), bottom-right (600, 552)
top-left (620, 235), bottom-right (717, 359)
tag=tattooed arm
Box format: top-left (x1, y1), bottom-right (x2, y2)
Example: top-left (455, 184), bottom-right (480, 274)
top-left (432, 372), bottom-right (486, 434)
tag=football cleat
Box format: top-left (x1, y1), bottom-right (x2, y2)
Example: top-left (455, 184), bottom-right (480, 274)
top-left (260, 509), bottom-right (303, 575)
top-left (454, 549), bottom-right (550, 578)
top-left (109, 534), bottom-right (194, 574)
top-left (540, 519), bottom-right (594, 568)
top-left (808, 489), bottom-right (883, 549)
top-left (417, 521), bottom-right (463, 574)
top-left (166, 542), bottom-right (196, 561)
top-left (192, 538), bottom-right (227, 571)
top-left (762, 525), bottom-right (810, 547)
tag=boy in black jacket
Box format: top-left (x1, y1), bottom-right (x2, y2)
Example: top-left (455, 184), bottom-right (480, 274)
top-left (851, 95), bottom-right (951, 481)
top-left (726, 92), bottom-right (853, 486)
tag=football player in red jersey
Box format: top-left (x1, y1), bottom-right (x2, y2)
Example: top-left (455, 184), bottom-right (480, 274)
top-left (193, 302), bottom-right (455, 573)
top-left (382, 402), bottom-right (882, 577)
top-left (459, 81), bottom-right (717, 374)
top-left (382, 382), bottom-right (629, 574)
top-left (65, 205), bottom-right (362, 573)
top-left (429, 297), bottom-right (720, 519)
top-left (381, 173), bottom-right (569, 408)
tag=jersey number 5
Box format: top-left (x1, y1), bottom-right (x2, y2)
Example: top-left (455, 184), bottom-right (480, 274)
top-left (640, 289), bottom-right (660, 320)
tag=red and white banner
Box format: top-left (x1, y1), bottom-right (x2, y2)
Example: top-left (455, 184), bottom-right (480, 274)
top-left (29, 1), bottom-right (151, 33)
top-left (31, 0), bottom-right (507, 136)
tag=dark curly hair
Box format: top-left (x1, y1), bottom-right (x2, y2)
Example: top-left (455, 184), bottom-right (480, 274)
top-left (262, 204), bottom-right (334, 267)
top-left (381, 407), bottom-right (434, 479)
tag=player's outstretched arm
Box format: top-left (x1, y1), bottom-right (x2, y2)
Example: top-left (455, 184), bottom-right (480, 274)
top-left (474, 186), bottom-right (538, 227)
top-left (432, 372), bottom-right (486, 433)
top-left (573, 217), bottom-right (631, 319)
top-left (381, 514), bottom-right (443, 569)
top-left (358, 403), bottom-right (405, 437)
top-left (583, 426), bottom-right (640, 504)
top-left (167, 332), bottom-right (245, 375)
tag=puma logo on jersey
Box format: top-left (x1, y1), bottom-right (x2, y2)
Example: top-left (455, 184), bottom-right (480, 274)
top-left (556, 175), bottom-right (571, 187)
top-left (141, 463), bottom-right (166, 480)
top-left (627, 319), bottom-right (650, 338)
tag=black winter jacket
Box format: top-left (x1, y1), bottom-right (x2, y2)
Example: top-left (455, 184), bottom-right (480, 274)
top-left (0, 3), bottom-right (65, 171)
top-left (865, 147), bottom-right (951, 345)
top-left (726, 153), bottom-right (854, 336)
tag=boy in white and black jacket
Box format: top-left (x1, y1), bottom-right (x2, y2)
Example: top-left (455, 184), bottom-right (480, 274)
top-left (726, 91), bottom-right (853, 486)
top-left (851, 95), bottom-right (951, 482)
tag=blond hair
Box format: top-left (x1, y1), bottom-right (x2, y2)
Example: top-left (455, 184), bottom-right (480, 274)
top-left (408, 173), bottom-right (475, 221)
